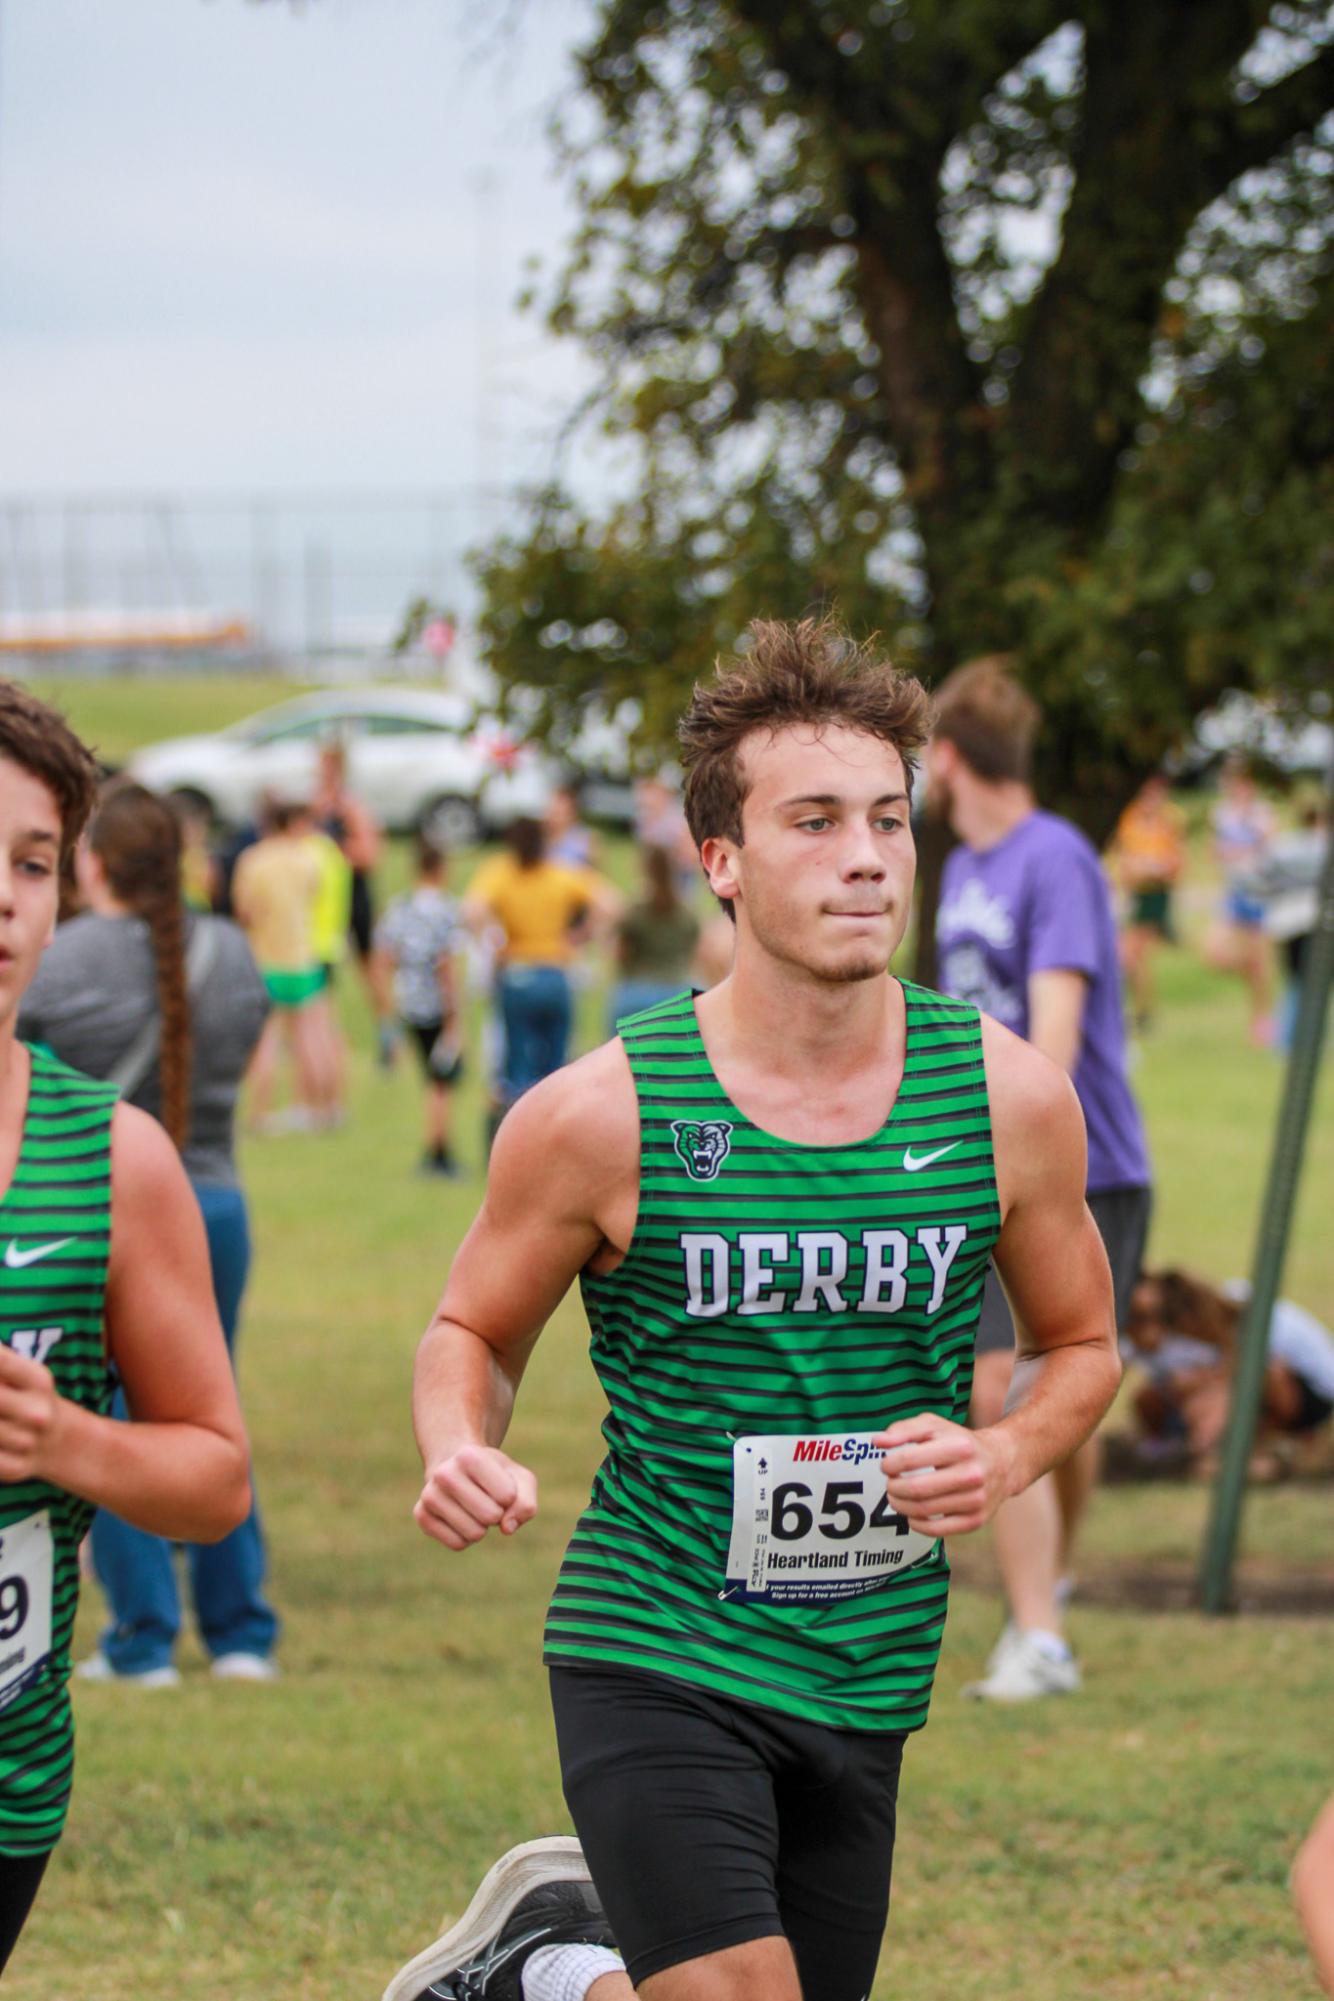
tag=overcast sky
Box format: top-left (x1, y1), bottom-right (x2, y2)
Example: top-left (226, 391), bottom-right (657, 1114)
top-left (0, 0), bottom-right (599, 498)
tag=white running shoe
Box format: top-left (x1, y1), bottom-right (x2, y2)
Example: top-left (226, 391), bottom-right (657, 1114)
top-left (381, 1837), bottom-right (608, 2001)
top-left (210, 1652), bottom-right (280, 1682)
top-left (74, 1650), bottom-right (180, 1689)
top-left (984, 1621), bottom-right (1021, 1673)
top-left (963, 1629), bottom-right (1082, 1702)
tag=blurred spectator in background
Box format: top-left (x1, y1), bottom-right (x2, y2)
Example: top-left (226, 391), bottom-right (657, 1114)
top-left (608, 845), bottom-right (701, 1031)
top-left (170, 793), bottom-right (217, 913)
top-left (545, 782), bottom-right (599, 869)
top-left (19, 781), bottom-right (280, 1685)
top-left (1204, 755), bottom-right (1277, 1045)
top-left (1110, 773), bottom-right (1187, 1033)
top-left (232, 800), bottom-right (330, 1133)
top-left (1242, 789), bottom-right (1331, 1051)
top-left (212, 798), bottom-right (263, 920)
top-left (635, 771), bottom-right (698, 898)
top-left (305, 811), bottom-right (353, 1128)
top-left (313, 737), bottom-right (382, 1009)
top-left (929, 657), bottom-right (1151, 1702)
top-left (463, 815), bottom-right (620, 1112)
top-left (372, 837), bottom-right (465, 1177)
top-left (1126, 1269), bottom-right (1334, 1474)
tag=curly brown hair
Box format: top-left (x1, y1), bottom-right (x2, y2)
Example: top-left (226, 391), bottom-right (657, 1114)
top-left (678, 618), bottom-right (931, 863)
top-left (1130, 1269), bottom-right (1240, 1357)
top-left (0, 678), bottom-right (101, 885)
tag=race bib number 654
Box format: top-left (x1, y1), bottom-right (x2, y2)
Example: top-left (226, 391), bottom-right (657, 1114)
top-left (723, 1433), bottom-right (937, 1606)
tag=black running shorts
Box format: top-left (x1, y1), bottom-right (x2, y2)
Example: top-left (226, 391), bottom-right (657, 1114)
top-left (549, 1663), bottom-right (906, 1999)
top-left (0, 1851), bottom-right (49, 1974)
top-left (405, 1020), bottom-right (464, 1085)
top-left (975, 1182), bottom-right (1152, 1355)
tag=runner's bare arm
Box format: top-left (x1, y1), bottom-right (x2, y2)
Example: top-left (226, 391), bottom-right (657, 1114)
top-left (0, 1105), bottom-right (250, 1539)
top-left (413, 1040), bottom-right (638, 1551)
top-left (881, 1018), bottom-right (1119, 1535)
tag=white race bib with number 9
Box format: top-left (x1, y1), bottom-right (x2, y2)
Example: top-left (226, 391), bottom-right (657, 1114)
top-left (0, 1510), bottom-right (54, 1712)
top-left (723, 1433), bottom-right (937, 1606)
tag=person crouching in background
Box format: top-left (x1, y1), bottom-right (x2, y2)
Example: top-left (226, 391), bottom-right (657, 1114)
top-left (1126, 1268), bottom-right (1334, 1475)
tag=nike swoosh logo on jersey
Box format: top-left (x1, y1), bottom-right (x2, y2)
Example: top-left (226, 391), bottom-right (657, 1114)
top-left (3, 1238), bottom-right (75, 1270)
top-left (902, 1143), bottom-right (960, 1172)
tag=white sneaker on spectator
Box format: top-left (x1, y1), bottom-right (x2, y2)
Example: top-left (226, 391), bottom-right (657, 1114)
top-left (74, 1650), bottom-right (180, 1689)
top-left (963, 1629), bottom-right (1081, 1702)
top-left (210, 1652), bottom-right (280, 1682)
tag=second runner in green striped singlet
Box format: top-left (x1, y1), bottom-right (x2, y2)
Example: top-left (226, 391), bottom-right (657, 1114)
top-left (0, 1048), bottom-right (116, 1859)
top-left (0, 678), bottom-right (252, 1969)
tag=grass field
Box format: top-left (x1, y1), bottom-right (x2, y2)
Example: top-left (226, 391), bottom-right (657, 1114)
top-left (5, 672), bottom-right (1333, 2000)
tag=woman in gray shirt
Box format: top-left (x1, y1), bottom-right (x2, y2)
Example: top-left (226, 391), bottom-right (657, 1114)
top-left (20, 781), bottom-right (280, 1684)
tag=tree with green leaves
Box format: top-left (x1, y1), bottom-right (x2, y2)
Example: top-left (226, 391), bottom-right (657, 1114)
top-left (476, 0), bottom-right (1333, 836)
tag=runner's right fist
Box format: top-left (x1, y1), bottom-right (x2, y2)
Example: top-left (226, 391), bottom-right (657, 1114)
top-left (414, 1443), bottom-right (538, 1550)
top-left (0, 1345), bottom-right (64, 1484)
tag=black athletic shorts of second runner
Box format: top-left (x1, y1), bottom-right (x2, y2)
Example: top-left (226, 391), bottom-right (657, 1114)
top-left (549, 1663), bottom-right (906, 2000)
top-left (974, 1181), bottom-right (1152, 1356)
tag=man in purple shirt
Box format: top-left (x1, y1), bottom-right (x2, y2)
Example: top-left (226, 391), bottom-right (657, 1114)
top-left (929, 658), bottom-right (1152, 1700)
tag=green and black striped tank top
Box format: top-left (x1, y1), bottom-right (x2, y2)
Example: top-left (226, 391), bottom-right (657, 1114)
top-left (543, 981), bottom-right (1001, 1733)
top-left (0, 1045), bottom-right (115, 1856)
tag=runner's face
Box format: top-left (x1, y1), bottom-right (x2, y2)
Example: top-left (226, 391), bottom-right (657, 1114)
top-left (0, 760), bottom-right (63, 1028)
top-left (703, 725), bottom-right (915, 982)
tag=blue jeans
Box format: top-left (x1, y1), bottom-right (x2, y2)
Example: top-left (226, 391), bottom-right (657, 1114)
top-left (498, 965), bottom-right (573, 1101)
top-left (92, 1181), bottom-right (279, 1673)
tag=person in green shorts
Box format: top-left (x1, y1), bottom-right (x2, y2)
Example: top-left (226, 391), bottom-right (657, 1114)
top-left (0, 680), bottom-right (251, 1969)
top-left (231, 800), bottom-right (330, 1130)
top-left (401, 618), bottom-right (1122, 2001)
top-left (1110, 773), bottom-right (1186, 1034)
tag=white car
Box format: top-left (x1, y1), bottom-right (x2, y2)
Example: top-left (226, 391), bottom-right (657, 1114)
top-left (129, 687), bottom-right (559, 847)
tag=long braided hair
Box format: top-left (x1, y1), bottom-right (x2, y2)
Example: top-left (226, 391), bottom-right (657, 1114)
top-left (88, 781), bottom-right (192, 1150)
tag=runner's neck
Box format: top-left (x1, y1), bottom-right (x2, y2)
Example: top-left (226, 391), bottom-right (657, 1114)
top-left (694, 972), bottom-right (908, 1144)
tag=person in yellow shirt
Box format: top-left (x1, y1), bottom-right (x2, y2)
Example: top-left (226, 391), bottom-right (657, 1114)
top-left (231, 801), bottom-right (328, 1130)
top-left (1110, 773), bottom-right (1186, 1033)
top-left (463, 815), bottom-right (620, 1112)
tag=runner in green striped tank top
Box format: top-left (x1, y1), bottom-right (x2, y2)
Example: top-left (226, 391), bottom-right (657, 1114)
top-left (410, 620), bottom-right (1121, 2001)
top-left (0, 679), bottom-right (251, 1969)
top-left (545, 978), bottom-right (997, 1732)
top-left (0, 1045), bottom-right (116, 1861)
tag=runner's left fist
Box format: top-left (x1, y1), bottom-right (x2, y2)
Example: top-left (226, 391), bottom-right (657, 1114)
top-left (875, 1412), bottom-right (1018, 1537)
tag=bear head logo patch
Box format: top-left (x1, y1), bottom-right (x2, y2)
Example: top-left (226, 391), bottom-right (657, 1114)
top-left (671, 1119), bottom-right (733, 1181)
